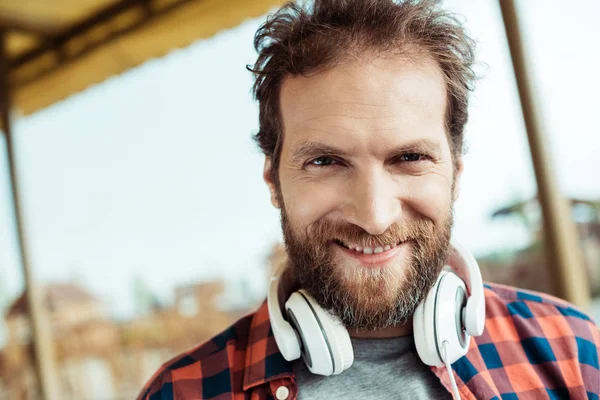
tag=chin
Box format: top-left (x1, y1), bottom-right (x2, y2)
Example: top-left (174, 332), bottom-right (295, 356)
top-left (334, 256), bottom-right (408, 281)
top-left (336, 262), bottom-right (404, 295)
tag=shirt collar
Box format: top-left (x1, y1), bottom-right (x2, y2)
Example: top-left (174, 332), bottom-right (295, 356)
top-left (242, 301), bottom-right (295, 391)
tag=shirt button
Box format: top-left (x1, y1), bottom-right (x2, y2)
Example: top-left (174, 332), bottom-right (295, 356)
top-left (275, 385), bottom-right (289, 400)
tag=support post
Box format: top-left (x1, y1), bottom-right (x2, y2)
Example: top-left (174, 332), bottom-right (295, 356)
top-left (499, 0), bottom-right (590, 308)
top-left (0, 30), bottom-right (60, 400)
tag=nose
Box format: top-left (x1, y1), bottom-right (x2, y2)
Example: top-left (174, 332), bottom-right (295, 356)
top-left (342, 168), bottom-right (402, 235)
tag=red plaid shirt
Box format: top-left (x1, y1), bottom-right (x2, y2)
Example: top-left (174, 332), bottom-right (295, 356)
top-left (138, 283), bottom-right (600, 399)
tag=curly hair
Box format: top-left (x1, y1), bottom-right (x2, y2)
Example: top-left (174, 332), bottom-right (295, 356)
top-left (248, 0), bottom-right (477, 182)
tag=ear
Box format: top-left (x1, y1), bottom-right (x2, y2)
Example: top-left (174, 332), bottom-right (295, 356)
top-left (263, 157), bottom-right (281, 209)
top-left (452, 158), bottom-right (464, 202)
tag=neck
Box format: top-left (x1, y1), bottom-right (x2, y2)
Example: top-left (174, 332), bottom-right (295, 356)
top-left (348, 318), bottom-right (413, 339)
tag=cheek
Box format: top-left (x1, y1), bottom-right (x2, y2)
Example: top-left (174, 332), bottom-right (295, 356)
top-left (280, 177), bottom-right (342, 226)
top-left (404, 176), bottom-right (453, 222)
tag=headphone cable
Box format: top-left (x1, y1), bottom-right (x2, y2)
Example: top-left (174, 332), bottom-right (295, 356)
top-left (441, 340), bottom-right (461, 400)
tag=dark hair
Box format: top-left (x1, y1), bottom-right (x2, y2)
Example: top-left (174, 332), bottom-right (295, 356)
top-left (249, 0), bottom-right (477, 182)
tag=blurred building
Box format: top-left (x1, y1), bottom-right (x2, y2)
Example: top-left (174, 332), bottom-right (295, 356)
top-left (1, 284), bottom-right (118, 399)
top-left (175, 282), bottom-right (224, 317)
top-left (0, 280), bottom-right (251, 400)
top-left (479, 198), bottom-right (600, 296)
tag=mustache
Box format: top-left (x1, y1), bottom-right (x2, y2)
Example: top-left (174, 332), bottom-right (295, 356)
top-left (307, 218), bottom-right (435, 249)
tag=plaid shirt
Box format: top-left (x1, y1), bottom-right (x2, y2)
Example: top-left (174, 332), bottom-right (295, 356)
top-left (138, 283), bottom-right (600, 400)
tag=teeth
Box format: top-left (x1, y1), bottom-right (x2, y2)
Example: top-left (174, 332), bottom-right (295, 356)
top-left (337, 241), bottom-right (351, 249)
top-left (337, 241), bottom-right (402, 254)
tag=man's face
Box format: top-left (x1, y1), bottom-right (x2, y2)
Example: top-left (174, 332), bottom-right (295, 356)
top-left (264, 54), bottom-right (461, 330)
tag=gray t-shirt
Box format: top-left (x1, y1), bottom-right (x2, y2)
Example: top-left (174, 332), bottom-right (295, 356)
top-left (294, 335), bottom-right (451, 399)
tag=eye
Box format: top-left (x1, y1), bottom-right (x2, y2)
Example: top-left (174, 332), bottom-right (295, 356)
top-left (309, 157), bottom-right (338, 166)
top-left (399, 153), bottom-right (426, 162)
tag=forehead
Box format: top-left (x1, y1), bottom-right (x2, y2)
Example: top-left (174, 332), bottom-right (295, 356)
top-left (279, 55), bottom-right (448, 151)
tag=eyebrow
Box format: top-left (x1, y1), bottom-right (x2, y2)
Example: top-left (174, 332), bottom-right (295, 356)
top-left (291, 141), bottom-right (350, 162)
top-left (291, 139), bottom-right (443, 162)
top-left (389, 139), bottom-right (443, 158)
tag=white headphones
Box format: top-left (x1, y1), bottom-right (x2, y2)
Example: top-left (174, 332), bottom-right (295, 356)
top-left (267, 240), bottom-right (486, 377)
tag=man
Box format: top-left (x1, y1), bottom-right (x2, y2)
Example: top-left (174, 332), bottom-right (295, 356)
top-left (138, 0), bottom-right (600, 399)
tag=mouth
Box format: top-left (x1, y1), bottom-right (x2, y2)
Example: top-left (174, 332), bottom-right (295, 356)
top-left (330, 238), bottom-right (412, 267)
top-left (332, 239), bottom-right (404, 255)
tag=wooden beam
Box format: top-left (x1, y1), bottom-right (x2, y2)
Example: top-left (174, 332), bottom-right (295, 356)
top-left (6, 0), bottom-right (285, 114)
top-left (0, 30), bottom-right (60, 400)
top-left (10, 0), bottom-right (193, 70)
top-left (499, 0), bottom-right (590, 308)
top-left (0, 10), bottom-right (61, 37)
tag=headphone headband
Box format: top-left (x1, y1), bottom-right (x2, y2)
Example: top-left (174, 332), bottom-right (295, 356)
top-left (268, 270), bottom-right (301, 361)
top-left (450, 240), bottom-right (486, 336)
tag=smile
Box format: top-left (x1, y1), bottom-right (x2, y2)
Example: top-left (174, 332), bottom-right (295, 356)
top-left (331, 239), bottom-right (412, 267)
top-left (332, 239), bottom-right (403, 255)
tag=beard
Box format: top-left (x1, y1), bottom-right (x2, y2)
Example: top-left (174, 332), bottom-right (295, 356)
top-left (279, 197), bottom-right (454, 331)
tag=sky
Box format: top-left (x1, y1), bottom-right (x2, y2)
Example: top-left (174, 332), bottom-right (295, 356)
top-left (0, 0), bottom-right (599, 339)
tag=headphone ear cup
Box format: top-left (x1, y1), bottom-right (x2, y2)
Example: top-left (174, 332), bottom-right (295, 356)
top-left (299, 290), bottom-right (354, 375)
top-left (414, 271), bottom-right (445, 366)
top-left (414, 271), bottom-right (471, 367)
top-left (434, 272), bottom-right (471, 365)
top-left (285, 290), bottom-right (353, 376)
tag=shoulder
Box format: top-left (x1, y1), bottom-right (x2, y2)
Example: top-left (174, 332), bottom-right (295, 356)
top-left (455, 283), bottom-right (599, 397)
top-left (136, 313), bottom-right (254, 400)
top-left (482, 282), bottom-right (599, 350)
top-left (466, 283), bottom-right (600, 393)
top-left (483, 282), bottom-right (598, 336)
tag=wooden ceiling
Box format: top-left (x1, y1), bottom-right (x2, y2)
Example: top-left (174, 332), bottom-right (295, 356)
top-left (0, 0), bottom-right (284, 115)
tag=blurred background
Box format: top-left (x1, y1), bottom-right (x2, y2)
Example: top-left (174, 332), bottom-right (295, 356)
top-left (0, 0), bottom-right (598, 398)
